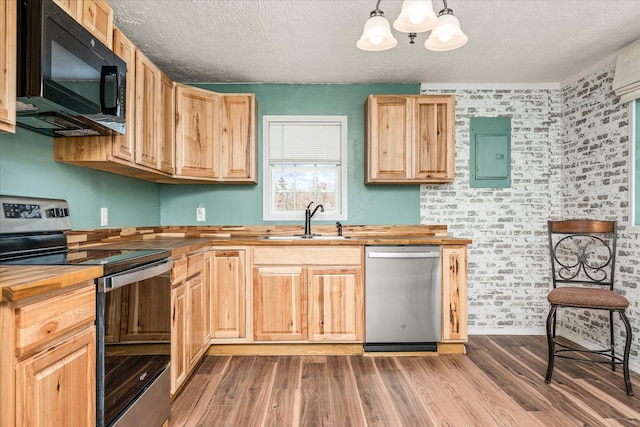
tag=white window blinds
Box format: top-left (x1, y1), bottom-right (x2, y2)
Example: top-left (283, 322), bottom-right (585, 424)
top-left (613, 40), bottom-right (640, 104)
top-left (268, 120), bottom-right (343, 164)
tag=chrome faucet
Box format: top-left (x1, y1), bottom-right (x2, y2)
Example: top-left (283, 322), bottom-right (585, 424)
top-left (304, 202), bottom-right (324, 236)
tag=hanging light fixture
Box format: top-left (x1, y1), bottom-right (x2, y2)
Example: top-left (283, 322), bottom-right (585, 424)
top-left (425, 1), bottom-right (468, 51)
top-left (357, 0), bottom-right (467, 52)
top-left (356, 0), bottom-right (398, 51)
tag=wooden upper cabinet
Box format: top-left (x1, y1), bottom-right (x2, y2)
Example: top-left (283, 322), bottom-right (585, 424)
top-left (112, 27), bottom-right (136, 162)
top-left (0, 0), bottom-right (16, 133)
top-left (221, 94), bottom-right (257, 182)
top-left (53, 0), bottom-right (113, 48)
top-left (441, 245), bottom-right (468, 342)
top-left (366, 94), bottom-right (455, 184)
top-left (79, 0), bottom-right (113, 48)
top-left (135, 50), bottom-right (161, 169)
top-left (175, 84), bottom-right (220, 178)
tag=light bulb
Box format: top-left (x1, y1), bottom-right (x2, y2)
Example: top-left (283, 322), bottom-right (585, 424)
top-left (370, 35), bottom-right (384, 45)
top-left (409, 15), bottom-right (425, 25)
top-left (438, 32), bottom-right (453, 42)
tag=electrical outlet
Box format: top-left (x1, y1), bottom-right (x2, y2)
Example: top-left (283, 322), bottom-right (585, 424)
top-left (100, 208), bottom-right (108, 226)
top-left (196, 206), bottom-right (206, 222)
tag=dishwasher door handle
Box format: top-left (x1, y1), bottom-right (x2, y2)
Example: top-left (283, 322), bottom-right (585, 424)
top-left (367, 252), bottom-right (440, 259)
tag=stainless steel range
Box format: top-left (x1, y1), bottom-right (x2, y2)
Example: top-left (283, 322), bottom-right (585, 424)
top-left (0, 195), bottom-right (172, 427)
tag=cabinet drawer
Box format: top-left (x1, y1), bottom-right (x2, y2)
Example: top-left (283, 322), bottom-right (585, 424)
top-left (172, 256), bottom-right (187, 286)
top-left (187, 253), bottom-right (204, 278)
top-left (253, 247), bottom-right (361, 266)
top-left (15, 285), bottom-right (95, 357)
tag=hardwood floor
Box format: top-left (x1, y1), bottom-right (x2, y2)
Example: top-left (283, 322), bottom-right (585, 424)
top-left (170, 336), bottom-right (640, 426)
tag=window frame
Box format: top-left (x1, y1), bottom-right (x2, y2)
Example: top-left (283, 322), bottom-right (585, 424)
top-left (262, 115), bottom-right (348, 222)
top-left (630, 99), bottom-right (640, 232)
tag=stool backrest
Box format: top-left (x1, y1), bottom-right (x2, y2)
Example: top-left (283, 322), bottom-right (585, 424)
top-left (548, 220), bottom-right (617, 290)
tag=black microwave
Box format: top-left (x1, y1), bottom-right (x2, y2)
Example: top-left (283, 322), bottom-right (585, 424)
top-left (16, 0), bottom-right (126, 137)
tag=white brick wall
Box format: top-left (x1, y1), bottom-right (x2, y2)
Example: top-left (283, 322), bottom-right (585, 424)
top-left (420, 66), bottom-right (639, 370)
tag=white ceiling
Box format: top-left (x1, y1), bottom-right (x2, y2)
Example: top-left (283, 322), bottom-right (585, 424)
top-left (106, 0), bottom-right (640, 85)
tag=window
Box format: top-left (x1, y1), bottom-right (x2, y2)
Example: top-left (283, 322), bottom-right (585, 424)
top-left (631, 99), bottom-right (640, 230)
top-left (263, 116), bottom-right (348, 221)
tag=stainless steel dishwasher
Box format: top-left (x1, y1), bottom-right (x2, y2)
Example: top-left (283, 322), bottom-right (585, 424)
top-left (364, 246), bottom-right (441, 352)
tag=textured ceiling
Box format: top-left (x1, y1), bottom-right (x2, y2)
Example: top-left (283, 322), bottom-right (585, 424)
top-left (106, 0), bottom-right (640, 85)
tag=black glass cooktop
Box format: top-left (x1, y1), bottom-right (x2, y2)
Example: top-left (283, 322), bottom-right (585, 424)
top-left (1, 249), bottom-right (171, 275)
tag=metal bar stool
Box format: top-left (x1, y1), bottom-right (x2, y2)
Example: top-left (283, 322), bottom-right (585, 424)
top-left (545, 220), bottom-right (633, 396)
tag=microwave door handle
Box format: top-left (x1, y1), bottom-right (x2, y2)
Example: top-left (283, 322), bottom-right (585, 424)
top-left (100, 65), bottom-right (119, 116)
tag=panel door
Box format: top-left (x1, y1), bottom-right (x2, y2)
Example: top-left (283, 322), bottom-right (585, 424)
top-left (135, 50), bottom-right (161, 169)
top-left (170, 284), bottom-right (187, 394)
top-left (159, 72), bottom-right (175, 174)
top-left (308, 267), bottom-right (363, 342)
top-left (441, 246), bottom-right (468, 342)
top-left (80, 0), bottom-right (113, 48)
top-left (414, 95), bottom-right (455, 182)
top-left (221, 94), bottom-right (256, 182)
top-left (187, 274), bottom-right (205, 369)
top-left (366, 95), bottom-right (412, 182)
top-left (15, 327), bottom-right (96, 427)
top-left (175, 84), bottom-right (220, 178)
top-left (253, 267), bottom-right (307, 341)
top-left (0, 0), bottom-right (16, 133)
top-left (209, 250), bottom-right (246, 339)
top-left (112, 28), bottom-right (136, 162)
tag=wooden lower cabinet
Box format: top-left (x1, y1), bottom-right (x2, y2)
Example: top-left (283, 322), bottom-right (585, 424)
top-left (441, 245), bottom-right (468, 342)
top-left (0, 283), bottom-right (96, 427)
top-left (207, 249), bottom-right (246, 340)
top-left (16, 326), bottom-right (96, 427)
top-left (253, 266), bottom-right (307, 341)
top-left (170, 251), bottom-right (210, 395)
top-left (251, 247), bottom-right (364, 343)
top-left (308, 267), bottom-right (363, 342)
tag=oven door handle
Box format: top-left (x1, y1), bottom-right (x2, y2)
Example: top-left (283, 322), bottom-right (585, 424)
top-left (98, 259), bottom-right (173, 292)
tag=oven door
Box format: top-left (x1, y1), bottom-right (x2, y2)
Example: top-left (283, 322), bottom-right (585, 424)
top-left (96, 258), bottom-right (172, 427)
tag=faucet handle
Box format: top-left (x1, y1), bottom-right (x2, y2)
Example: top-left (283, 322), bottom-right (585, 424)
top-left (336, 221), bottom-right (343, 236)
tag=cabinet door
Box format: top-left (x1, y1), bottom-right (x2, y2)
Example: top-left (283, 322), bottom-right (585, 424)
top-left (209, 250), bottom-right (246, 339)
top-left (159, 73), bottom-right (175, 174)
top-left (170, 284), bottom-right (187, 394)
top-left (414, 95), bottom-right (455, 182)
top-left (80, 0), bottom-right (113, 48)
top-left (308, 267), bottom-right (363, 342)
top-left (221, 94), bottom-right (256, 182)
top-left (366, 95), bottom-right (412, 182)
top-left (16, 326), bottom-right (96, 427)
top-left (52, 0), bottom-right (80, 18)
top-left (0, 0), bottom-right (16, 133)
top-left (135, 50), bottom-right (161, 169)
top-left (253, 267), bottom-right (307, 341)
top-left (187, 274), bottom-right (205, 369)
top-left (112, 28), bottom-right (136, 162)
top-left (175, 84), bottom-right (220, 178)
top-left (441, 246), bottom-right (468, 342)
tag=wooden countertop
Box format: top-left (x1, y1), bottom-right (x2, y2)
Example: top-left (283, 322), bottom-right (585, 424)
top-left (0, 265), bottom-right (103, 303)
top-left (94, 235), bottom-right (473, 256)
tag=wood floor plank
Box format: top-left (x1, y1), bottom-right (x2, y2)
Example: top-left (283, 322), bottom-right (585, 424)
top-left (348, 356), bottom-right (404, 426)
top-left (299, 357), bottom-right (331, 426)
top-left (326, 356), bottom-right (367, 427)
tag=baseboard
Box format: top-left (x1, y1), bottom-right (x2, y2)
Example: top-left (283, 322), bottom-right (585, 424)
top-left (468, 327), bottom-right (546, 335)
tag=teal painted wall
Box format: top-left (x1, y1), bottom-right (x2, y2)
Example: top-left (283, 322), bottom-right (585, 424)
top-left (0, 128), bottom-right (161, 229)
top-left (161, 83), bottom-right (421, 226)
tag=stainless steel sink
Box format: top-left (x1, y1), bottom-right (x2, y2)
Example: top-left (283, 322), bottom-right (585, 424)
top-left (259, 235), bottom-right (351, 240)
